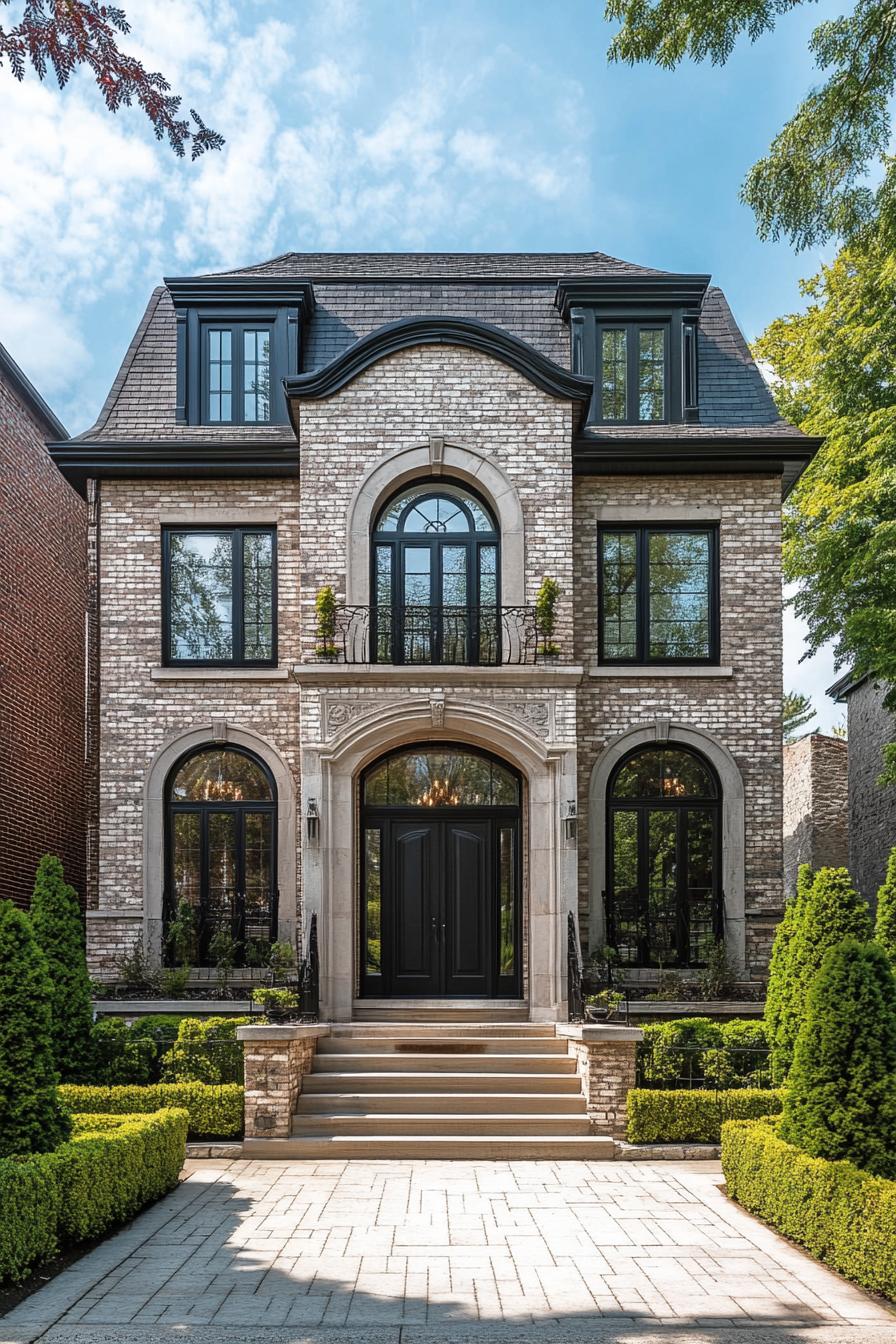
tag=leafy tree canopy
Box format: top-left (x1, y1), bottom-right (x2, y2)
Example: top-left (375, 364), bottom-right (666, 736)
top-left (784, 690), bottom-right (817, 743)
top-left (605, 0), bottom-right (896, 249)
top-left (0, 0), bottom-right (223, 158)
top-left (753, 225), bottom-right (896, 780)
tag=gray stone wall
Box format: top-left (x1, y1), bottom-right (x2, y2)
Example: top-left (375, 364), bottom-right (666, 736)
top-left (782, 733), bottom-right (848, 897)
top-left (846, 679), bottom-right (896, 904)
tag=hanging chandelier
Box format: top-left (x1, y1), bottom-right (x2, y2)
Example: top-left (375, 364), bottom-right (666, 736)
top-left (417, 777), bottom-right (461, 807)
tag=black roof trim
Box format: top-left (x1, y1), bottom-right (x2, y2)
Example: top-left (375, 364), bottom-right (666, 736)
top-left (0, 341), bottom-right (68, 440)
top-left (285, 316), bottom-right (593, 408)
top-left (827, 669), bottom-right (871, 701)
top-left (164, 275), bottom-right (316, 314)
top-left (48, 440), bottom-right (298, 497)
top-left (573, 435), bottom-right (822, 499)
top-left (555, 274), bottom-right (711, 321)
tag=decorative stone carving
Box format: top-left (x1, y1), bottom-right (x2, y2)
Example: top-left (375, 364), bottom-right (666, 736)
top-left (430, 696), bottom-right (446, 727)
top-left (323, 699), bottom-right (362, 738)
top-left (211, 717), bottom-right (228, 741)
top-left (500, 699), bottom-right (552, 738)
top-left (655, 716), bottom-right (671, 742)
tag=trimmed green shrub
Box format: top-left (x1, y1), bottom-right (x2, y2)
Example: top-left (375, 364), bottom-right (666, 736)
top-left (875, 846), bottom-right (896, 965)
top-left (89, 1018), bottom-right (156, 1085)
top-left (59, 1082), bottom-right (243, 1138)
top-left (772, 866), bottom-right (871, 1080)
top-left (703, 1020), bottom-right (770, 1088)
top-left (29, 855), bottom-right (94, 1083)
top-left (0, 1156), bottom-right (59, 1283)
top-left (722, 1118), bottom-right (896, 1300)
top-left (764, 863), bottom-right (813, 1079)
top-left (627, 1087), bottom-right (784, 1144)
top-left (0, 1108), bottom-right (187, 1285)
top-left (160, 1015), bottom-right (249, 1085)
top-left (0, 899), bottom-right (71, 1157)
top-left (781, 938), bottom-right (896, 1177)
top-left (639, 1017), bottom-right (723, 1085)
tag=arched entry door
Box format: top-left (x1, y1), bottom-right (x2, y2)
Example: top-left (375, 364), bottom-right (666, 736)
top-left (360, 745), bottom-right (521, 998)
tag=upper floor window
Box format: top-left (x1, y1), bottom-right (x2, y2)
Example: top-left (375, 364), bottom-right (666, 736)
top-left (163, 526), bottom-right (276, 666)
top-left (205, 325), bottom-right (272, 425)
top-left (598, 525), bottom-right (718, 664)
top-left (598, 324), bottom-right (667, 424)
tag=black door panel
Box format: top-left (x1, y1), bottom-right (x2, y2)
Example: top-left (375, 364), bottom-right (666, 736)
top-left (391, 823), bottom-right (440, 995)
top-left (444, 822), bottom-right (491, 995)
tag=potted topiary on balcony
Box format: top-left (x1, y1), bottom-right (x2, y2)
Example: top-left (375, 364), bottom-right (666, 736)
top-left (315, 585), bottom-right (339, 660)
top-left (535, 577), bottom-right (561, 661)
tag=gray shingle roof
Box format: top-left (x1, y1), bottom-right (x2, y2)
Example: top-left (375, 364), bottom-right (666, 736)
top-left (75, 250), bottom-right (801, 443)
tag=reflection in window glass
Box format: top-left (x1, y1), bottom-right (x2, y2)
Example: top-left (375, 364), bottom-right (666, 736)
top-left (363, 749), bottom-right (519, 807)
top-left (208, 329), bottom-right (232, 422)
top-left (375, 546), bottom-right (392, 662)
top-left (612, 748), bottom-right (716, 800)
top-left (171, 812), bottom-right (201, 962)
top-left (243, 329), bottom-right (271, 423)
top-left (168, 531), bottom-right (233, 661)
top-left (686, 808), bottom-right (715, 964)
top-left (170, 749), bottom-right (273, 802)
top-left (647, 809), bottom-right (678, 963)
top-left (243, 532), bottom-right (274, 661)
top-left (648, 532), bottom-right (710, 659)
top-left (207, 811), bottom-right (237, 941)
top-left (601, 329), bottom-right (627, 420)
top-left (365, 828), bottom-right (382, 974)
top-left (243, 811), bottom-right (273, 957)
top-left (612, 810), bottom-right (639, 966)
top-left (601, 532), bottom-right (637, 659)
top-left (639, 329), bottom-right (665, 421)
top-left (499, 827), bottom-right (515, 976)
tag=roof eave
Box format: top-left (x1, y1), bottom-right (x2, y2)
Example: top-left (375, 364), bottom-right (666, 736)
top-left (0, 342), bottom-right (68, 440)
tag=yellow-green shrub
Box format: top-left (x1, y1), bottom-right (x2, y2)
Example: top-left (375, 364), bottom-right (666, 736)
top-left (60, 1082), bottom-right (243, 1139)
top-left (627, 1087), bottom-right (784, 1144)
top-left (0, 1108), bottom-right (187, 1285)
top-left (722, 1118), bottom-right (896, 1299)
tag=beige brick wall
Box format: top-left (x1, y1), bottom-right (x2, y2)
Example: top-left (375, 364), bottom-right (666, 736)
top-left (572, 475), bottom-right (784, 977)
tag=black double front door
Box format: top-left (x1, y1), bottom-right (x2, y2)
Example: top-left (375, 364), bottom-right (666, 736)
top-left (361, 814), bottom-right (520, 998)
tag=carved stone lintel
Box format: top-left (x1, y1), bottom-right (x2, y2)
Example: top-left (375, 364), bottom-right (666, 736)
top-left (430, 696), bottom-right (445, 728)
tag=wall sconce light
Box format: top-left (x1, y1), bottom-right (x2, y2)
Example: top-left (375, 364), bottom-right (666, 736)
top-left (306, 798), bottom-right (320, 842)
top-left (562, 800), bottom-right (578, 843)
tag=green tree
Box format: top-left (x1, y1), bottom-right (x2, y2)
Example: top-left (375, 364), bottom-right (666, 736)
top-left (765, 864), bottom-right (813, 1081)
top-left (773, 866), bottom-right (872, 1080)
top-left (29, 855), bottom-right (94, 1083)
top-left (605, 0), bottom-right (896, 250)
top-left (875, 846), bottom-right (896, 965)
top-left (753, 230), bottom-right (896, 783)
top-left (0, 899), bottom-right (71, 1157)
top-left (784, 691), bottom-right (817, 743)
top-left (781, 938), bottom-right (896, 1176)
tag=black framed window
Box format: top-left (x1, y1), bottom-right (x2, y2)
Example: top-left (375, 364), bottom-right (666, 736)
top-left (598, 524), bottom-right (718, 664)
top-left (163, 526), bottom-right (276, 666)
top-left (607, 744), bottom-right (722, 968)
top-left (596, 323), bottom-right (669, 423)
top-left (204, 323), bottom-right (272, 425)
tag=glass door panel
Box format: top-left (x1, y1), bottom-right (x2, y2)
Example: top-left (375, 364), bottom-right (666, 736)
top-left (478, 545), bottom-right (499, 664)
top-left (205, 811), bottom-right (238, 957)
top-left (441, 544), bottom-right (468, 663)
top-left (611, 809), bottom-right (640, 963)
top-left (685, 808), bottom-right (716, 964)
top-left (364, 827), bottom-right (383, 979)
top-left (646, 809), bottom-right (678, 964)
top-left (498, 826), bottom-right (515, 977)
top-left (242, 811), bottom-right (273, 963)
top-left (402, 546), bottom-right (431, 662)
top-left (374, 545), bottom-right (393, 662)
top-left (170, 811), bottom-right (201, 963)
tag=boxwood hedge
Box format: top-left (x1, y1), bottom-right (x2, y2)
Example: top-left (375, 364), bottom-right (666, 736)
top-left (627, 1087), bottom-right (784, 1144)
top-left (0, 1108), bottom-right (187, 1285)
top-left (722, 1118), bottom-right (896, 1300)
top-left (59, 1082), bottom-right (243, 1139)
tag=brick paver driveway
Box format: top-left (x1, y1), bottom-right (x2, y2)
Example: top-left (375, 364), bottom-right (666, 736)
top-left (3, 1159), bottom-right (894, 1344)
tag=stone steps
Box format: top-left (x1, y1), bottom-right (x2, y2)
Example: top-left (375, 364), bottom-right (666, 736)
top-left (351, 999), bottom-right (530, 1023)
top-left (291, 1111), bottom-right (592, 1137)
top-left (301, 1070), bottom-right (582, 1093)
top-left (243, 1133), bottom-right (615, 1160)
top-left (296, 1090), bottom-right (586, 1114)
top-left (313, 1051), bottom-right (577, 1074)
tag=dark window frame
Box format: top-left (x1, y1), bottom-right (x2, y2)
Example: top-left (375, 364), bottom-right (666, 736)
top-left (161, 524), bottom-right (278, 668)
top-left (605, 743), bottom-right (723, 969)
top-left (201, 320), bottom-right (274, 427)
top-left (597, 523), bottom-right (720, 666)
top-left (595, 321), bottom-right (671, 425)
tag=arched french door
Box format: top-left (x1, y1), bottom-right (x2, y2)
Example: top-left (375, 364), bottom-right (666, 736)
top-left (360, 745), bottom-right (521, 998)
top-left (371, 481), bottom-right (500, 665)
top-left (606, 744), bottom-right (722, 967)
top-left (164, 746), bottom-right (277, 967)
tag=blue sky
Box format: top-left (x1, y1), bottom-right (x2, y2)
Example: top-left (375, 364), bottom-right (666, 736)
top-left (0, 0), bottom-right (844, 724)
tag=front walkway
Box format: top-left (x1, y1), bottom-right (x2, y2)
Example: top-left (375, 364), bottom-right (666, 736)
top-left (3, 1159), bottom-right (894, 1344)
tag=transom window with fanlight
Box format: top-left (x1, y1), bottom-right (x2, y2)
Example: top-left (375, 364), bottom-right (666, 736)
top-left (607, 744), bottom-right (722, 968)
top-left (371, 482), bottom-right (500, 665)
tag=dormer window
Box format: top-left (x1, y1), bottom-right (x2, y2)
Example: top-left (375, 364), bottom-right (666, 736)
top-left (206, 325), bottom-right (272, 424)
top-left (598, 325), bottom-right (667, 424)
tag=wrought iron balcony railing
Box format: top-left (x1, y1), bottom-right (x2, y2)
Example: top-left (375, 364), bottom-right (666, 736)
top-left (320, 603), bottom-right (552, 666)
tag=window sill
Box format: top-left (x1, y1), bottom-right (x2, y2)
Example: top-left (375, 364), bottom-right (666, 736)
top-left (588, 665), bottom-right (733, 679)
top-left (292, 662), bottom-right (585, 687)
top-left (150, 666), bottom-right (291, 682)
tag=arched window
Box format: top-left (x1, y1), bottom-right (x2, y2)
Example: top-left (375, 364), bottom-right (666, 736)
top-left (607, 744), bottom-right (721, 967)
top-left (371, 482), bottom-right (500, 665)
top-left (165, 746), bottom-right (277, 967)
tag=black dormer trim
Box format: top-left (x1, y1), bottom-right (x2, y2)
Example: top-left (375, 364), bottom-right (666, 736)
top-left (164, 276), bottom-right (316, 312)
top-left (283, 315), bottom-right (592, 426)
top-left (554, 274), bottom-right (710, 322)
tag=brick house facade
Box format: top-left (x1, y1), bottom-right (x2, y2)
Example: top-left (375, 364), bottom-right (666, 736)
top-left (0, 342), bottom-right (86, 907)
top-left (828, 674), bottom-right (896, 905)
top-left (52, 252), bottom-right (819, 1017)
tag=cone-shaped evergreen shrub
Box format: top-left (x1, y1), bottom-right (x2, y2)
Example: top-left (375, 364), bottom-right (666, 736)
top-left (765, 864), bottom-right (814, 1082)
top-left (29, 855), bottom-right (94, 1082)
top-left (875, 847), bottom-right (896, 966)
top-left (781, 938), bottom-right (896, 1177)
top-left (0, 899), bottom-right (71, 1157)
top-left (773, 866), bottom-right (871, 1081)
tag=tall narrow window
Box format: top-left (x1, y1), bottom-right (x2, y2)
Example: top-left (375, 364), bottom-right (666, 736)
top-left (598, 525), bottom-right (718, 664)
top-left (600, 329), bottom-right (627, 421)
top-left (208, 330), bottom-right (232, 422)
top-left (243, 329), bottom-right (271, 422)
top-left (204, 324), bottom-right (273, 426)
top-left (164, 526), bottom-right (276, 666)
top-left (638, 329), bottom-right (665, 421)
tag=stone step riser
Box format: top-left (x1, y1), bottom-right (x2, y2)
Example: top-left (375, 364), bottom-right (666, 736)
top-left (313, 1053), bottom-right (577, 1074)
top-left (296, 1091), bottom-right (586, 1115)
top-left (331, 1024), bottom-right (556, 1039)
top-left (302, 1072), bottom-right (582, 1094)
top-left (318, 1038), bottom-right (568, 1055)
top-left (243, 1135), bottom-right (615, 1160)
top-left (291, 1114), bottom-right (591, 1137)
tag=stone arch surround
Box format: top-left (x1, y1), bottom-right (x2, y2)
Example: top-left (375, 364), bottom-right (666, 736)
top-left (142, 722), bottom-right (298, 964)
top-left (300, 696), bottom-right (578, 1021)
top-left (587, 721), bottom-right (746, 971)
top-left (345, 440), bottom-right (526, 607)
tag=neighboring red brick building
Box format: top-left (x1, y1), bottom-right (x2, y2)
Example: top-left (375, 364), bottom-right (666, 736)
top-left (0, 341), bottom-right (85, 907)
